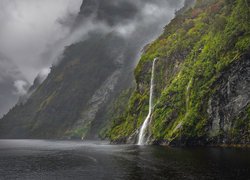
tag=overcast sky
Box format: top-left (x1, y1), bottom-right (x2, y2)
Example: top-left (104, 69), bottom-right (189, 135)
top-left (0, 0), bottom-right (82, 117)
top-left (0, 0), bottom-right (184, 117)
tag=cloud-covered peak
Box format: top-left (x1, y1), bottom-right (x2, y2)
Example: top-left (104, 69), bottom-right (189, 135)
top-left (0, 0), bottom-right (185, 117)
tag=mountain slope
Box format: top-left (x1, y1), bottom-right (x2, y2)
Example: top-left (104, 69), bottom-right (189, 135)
top-left (0, 0), bottom-right (184, 139)
top-left (109, 0), bottom-right (250, 146)
top-left (0, 0), bottom-right (134, 139)
top-left (0, 33), bottom-right (129, 138)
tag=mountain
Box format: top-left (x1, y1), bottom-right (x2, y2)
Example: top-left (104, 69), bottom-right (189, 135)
top-left (0, 32), bottom-right (124, 138)
top-left (1, 0), bottom-right (249, 146)
top-left (108, 0), bottom-right (250, 146)
top-left (0, 2), bottom-right (132, 139)
top-left (0, 0), bottom-right (183, 139)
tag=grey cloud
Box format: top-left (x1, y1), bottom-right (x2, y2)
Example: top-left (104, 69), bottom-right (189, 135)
top-left (0, 0), bottom-right (82, 83)
top-left (0, 80), bottom-right (18, 117)
top-left (75, 0), bottom-right (184, 40)
top-left (13, 80), bottom-right (29, 96)
top-left (37, 68), bottom-right (51, 83)
top-left (0, 0), bottom-right (82, 116)
top-left (96, 0), bottom-right (139, 26)
top-left (79, 0), bottom-right (184, 26)
top-left (0, 53), bottom-right (28, 117)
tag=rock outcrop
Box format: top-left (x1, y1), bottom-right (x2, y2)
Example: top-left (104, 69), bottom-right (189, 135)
top-left (207, 55), bottom-right (250, 144)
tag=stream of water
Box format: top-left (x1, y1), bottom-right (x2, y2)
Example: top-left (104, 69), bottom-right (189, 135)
top-left (137, 58), bottom-right (157, 145)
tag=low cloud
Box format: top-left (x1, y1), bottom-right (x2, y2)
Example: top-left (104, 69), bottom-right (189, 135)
top-left (0, 0), bottom-right (82, 83)
top-left (0, 0), bottom-right (82, 116)
top-left (13, 80), bottom-right (29, 96)
top-left (37, 68), bottom-right (51, 83)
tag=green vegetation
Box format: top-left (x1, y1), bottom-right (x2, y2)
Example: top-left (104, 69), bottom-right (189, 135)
top-left (99, 88), bottom-right (135, 139)
top-left (109, 0), bottom-right (250, 144)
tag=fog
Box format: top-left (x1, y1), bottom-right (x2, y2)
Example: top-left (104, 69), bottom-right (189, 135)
top-left (0, 0), bottom-right (82, 116)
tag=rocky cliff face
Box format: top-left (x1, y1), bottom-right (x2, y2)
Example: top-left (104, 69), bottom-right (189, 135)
top-left (109, 0), bottom-right (250, 146)
top-left (207, 56), bottom-right (250, 144)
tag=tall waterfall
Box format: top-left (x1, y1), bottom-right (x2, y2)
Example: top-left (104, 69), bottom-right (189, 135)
top-left (137, 58), bottom-right (157, 145)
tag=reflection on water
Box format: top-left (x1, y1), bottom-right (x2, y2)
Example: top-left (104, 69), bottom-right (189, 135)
top-left (0, 140), bottom-right (249, 179)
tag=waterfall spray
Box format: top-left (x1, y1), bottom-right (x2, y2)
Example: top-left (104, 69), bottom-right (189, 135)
top-left (137, 58), bottom-right (158, 145)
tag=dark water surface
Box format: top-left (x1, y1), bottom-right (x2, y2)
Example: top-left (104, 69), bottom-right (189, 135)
top-left (0, 140), bottom-right (249, 180)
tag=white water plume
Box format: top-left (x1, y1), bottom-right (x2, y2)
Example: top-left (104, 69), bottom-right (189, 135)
top-left (137, 58), bottom-right (158, 145)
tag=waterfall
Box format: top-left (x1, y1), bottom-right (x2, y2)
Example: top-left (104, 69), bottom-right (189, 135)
top-left (137, 58), bottom-right (157, 145)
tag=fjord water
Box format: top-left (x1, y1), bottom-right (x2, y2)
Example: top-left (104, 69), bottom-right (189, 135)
top-left (0, 140), bottom-right (250, 179)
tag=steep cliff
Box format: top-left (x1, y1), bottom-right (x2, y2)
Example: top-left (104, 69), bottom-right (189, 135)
top-left (109, 0), bottom-right (250, 146)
